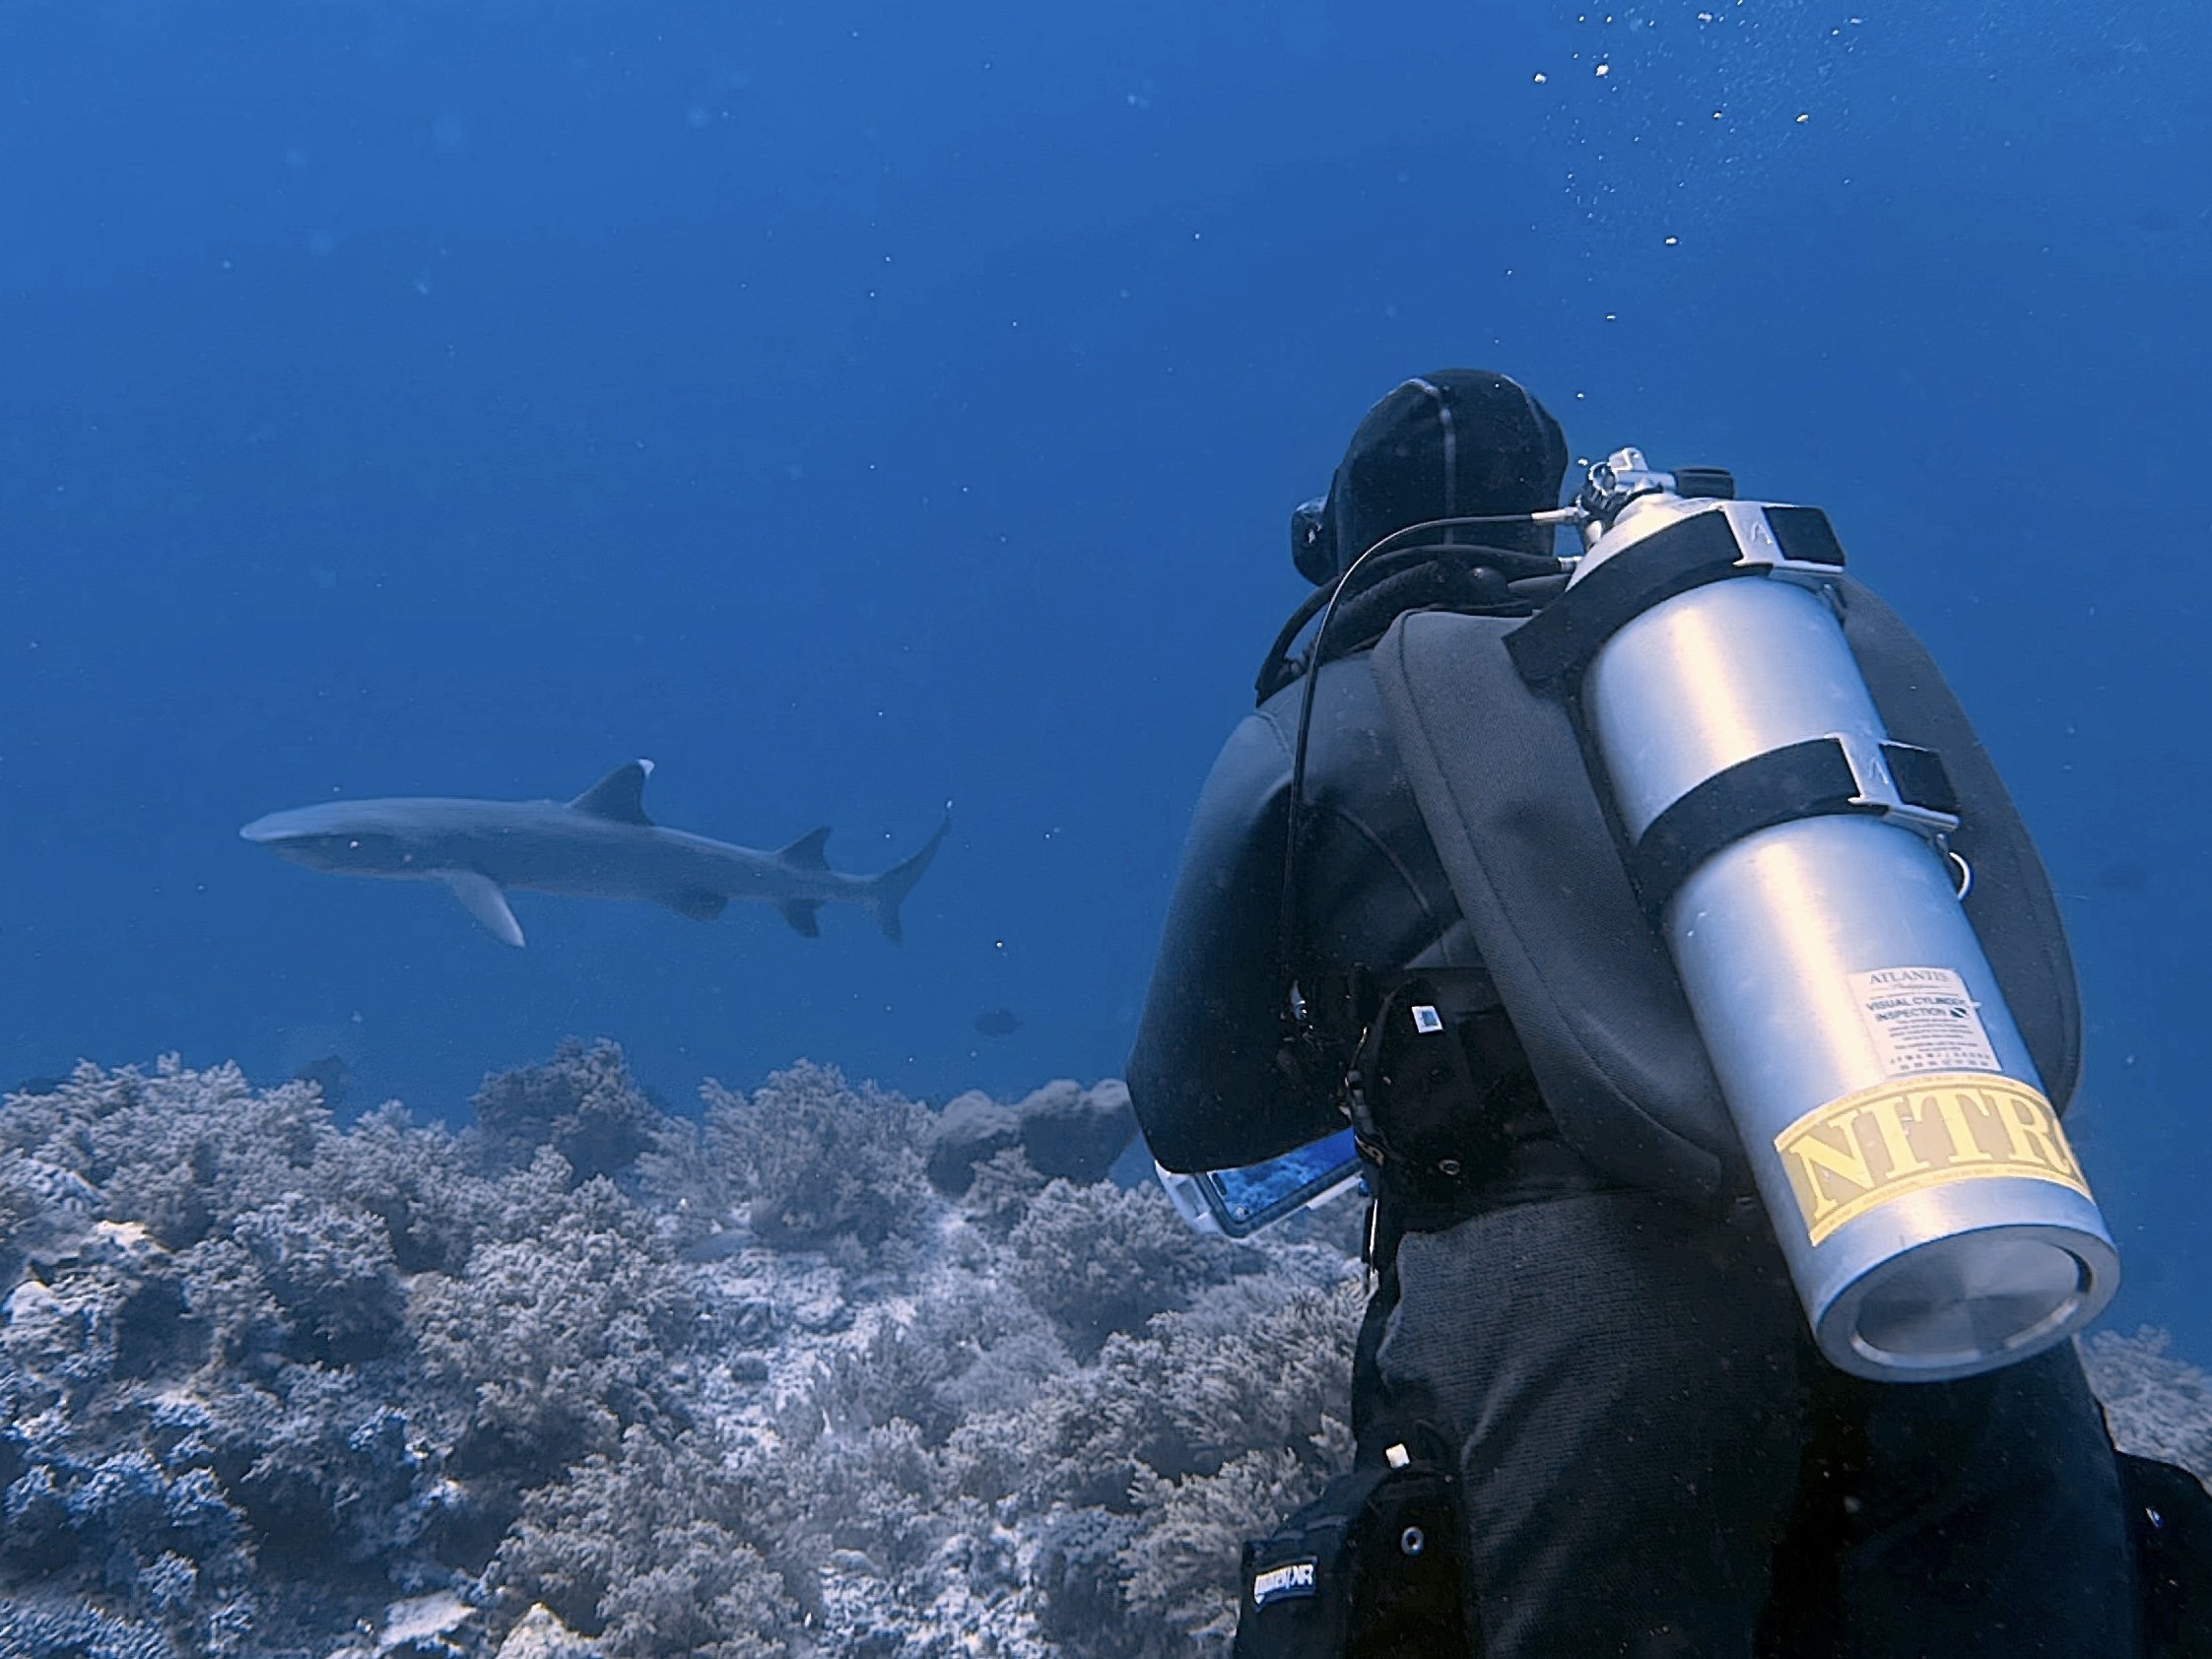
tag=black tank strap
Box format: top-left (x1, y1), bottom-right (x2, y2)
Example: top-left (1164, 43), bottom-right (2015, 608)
top-left (1627, 736), bottom-right (1959, 916)
top-left (1507, 505), bottom-right (1846, 688)
top-left (1507, 510), bottom-right (1744, 687)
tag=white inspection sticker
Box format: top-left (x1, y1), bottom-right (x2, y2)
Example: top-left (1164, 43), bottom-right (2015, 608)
top-left (1850, 965), bottom-right (2001, 1077)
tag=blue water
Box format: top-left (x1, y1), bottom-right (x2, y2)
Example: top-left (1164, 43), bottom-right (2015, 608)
top-left (3, 1), bottom-right (2206, 1342)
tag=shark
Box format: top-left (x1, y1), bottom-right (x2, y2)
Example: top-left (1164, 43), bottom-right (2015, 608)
top-left (239, 760), bottom-right (948, 949)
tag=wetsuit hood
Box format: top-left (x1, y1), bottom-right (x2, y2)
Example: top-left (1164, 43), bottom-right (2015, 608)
top-left (1302, 369), bottom-right (1570, 583)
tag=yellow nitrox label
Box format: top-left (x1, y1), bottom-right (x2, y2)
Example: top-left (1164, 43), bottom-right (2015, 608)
top-left (1773, 1073), bottom-right (2089, 1246)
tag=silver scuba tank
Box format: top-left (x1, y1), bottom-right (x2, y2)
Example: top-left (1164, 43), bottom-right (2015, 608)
top-left (1561, 449), bottom-right (2116, 1381)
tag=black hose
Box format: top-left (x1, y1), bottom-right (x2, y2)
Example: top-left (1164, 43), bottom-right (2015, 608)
top-left (1273, 515), bottom-right (1571, 1042)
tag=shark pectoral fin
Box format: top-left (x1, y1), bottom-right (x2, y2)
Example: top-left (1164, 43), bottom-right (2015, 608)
top-left (664, 889), bottom-right (729, 923)
top-left (778, 826), bottom-right (833, 869)
top-left (438, 870), bottom-right (526, 948)
top-left (779, 900), bottom-right (822, 938)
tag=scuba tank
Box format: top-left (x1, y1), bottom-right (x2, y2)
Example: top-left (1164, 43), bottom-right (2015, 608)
top-left (1510, 449), bottom-right (2118, 1381)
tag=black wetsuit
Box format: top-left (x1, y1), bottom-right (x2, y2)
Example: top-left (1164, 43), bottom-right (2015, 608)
top-left (1126, 604), bottom-right (2142, 1659)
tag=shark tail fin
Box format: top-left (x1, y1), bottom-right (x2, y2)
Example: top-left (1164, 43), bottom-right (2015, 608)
top-left (867, 810), bottom-right (950, 945)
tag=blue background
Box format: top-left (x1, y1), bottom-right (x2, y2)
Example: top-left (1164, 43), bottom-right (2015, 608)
top-left (3, 0), bottom-right (2206, 1343)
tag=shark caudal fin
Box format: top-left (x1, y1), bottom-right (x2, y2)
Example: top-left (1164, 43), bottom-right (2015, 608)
top-left (866, 812), bottom-right (950, 944)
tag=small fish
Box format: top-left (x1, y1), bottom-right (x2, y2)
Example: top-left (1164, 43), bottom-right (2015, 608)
top-left (973, 1007), bottom-right (1024, 1038)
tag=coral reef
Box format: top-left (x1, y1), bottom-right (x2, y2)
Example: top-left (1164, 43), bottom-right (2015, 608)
top-left (647, 1061), bottom-right (934, 1260)
top-left (0, 1050), bottom-right (1361, 1658)
top-left (2083, 1326), bottom-right (2212, 1476)
top-left (2, 1046), bottom-right (2206, 1659)
top-left (924, 1080), bottom-right (1137, 1195)
top-left (470, 1040), bottom-right (657, 1186)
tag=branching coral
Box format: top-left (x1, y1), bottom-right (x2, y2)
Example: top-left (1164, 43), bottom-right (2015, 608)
top-left (0, 1599), bottom-right (179, 1659)
top-left (2081, 1325), bottom-right (2212, 1483)
top-left (227, 1192), bottom-right (406, 1366)
top-left (1004, 1177), bottom-right (1240, 1357)
top-left (0, 1061), bottom-right (494, 1653)
top-left (1122, 1443), bottom-right (1318, 1646)
top-left (190, 1363), bottom-right (440, 1571)
top-left (311, 1101), bottom-right (509, 1278)
top-left (2, 1059), bottom-right (333, 1253)
top-left (692, 1061), bottom-right (931, 1253)
top-left (471, 1040), bottom-right (661, 1185)
top-left (491, 1423), bottom-right (795, 1656)
top-left (409, 1163), bottom-right (698, 1490)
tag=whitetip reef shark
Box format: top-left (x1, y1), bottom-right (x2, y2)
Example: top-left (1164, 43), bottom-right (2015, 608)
top-left (239, 760), bottom-right (948, 948)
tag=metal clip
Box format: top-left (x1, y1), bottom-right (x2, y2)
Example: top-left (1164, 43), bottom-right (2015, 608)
top-left (1838, 733), bottom-right (1963, 839)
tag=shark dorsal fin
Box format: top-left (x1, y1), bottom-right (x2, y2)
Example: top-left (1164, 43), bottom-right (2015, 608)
top-left (570, 760), bottom-right (655, 825)
top-left (779, 826), bottom-right (832, 869)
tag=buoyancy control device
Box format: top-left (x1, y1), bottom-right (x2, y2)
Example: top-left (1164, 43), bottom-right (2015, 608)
top-left (1369, 449), bottom-right (2117, 1381)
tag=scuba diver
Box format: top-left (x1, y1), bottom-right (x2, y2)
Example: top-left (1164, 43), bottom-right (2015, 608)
top-left (1125, 369), bottom-right (2164, 1657)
